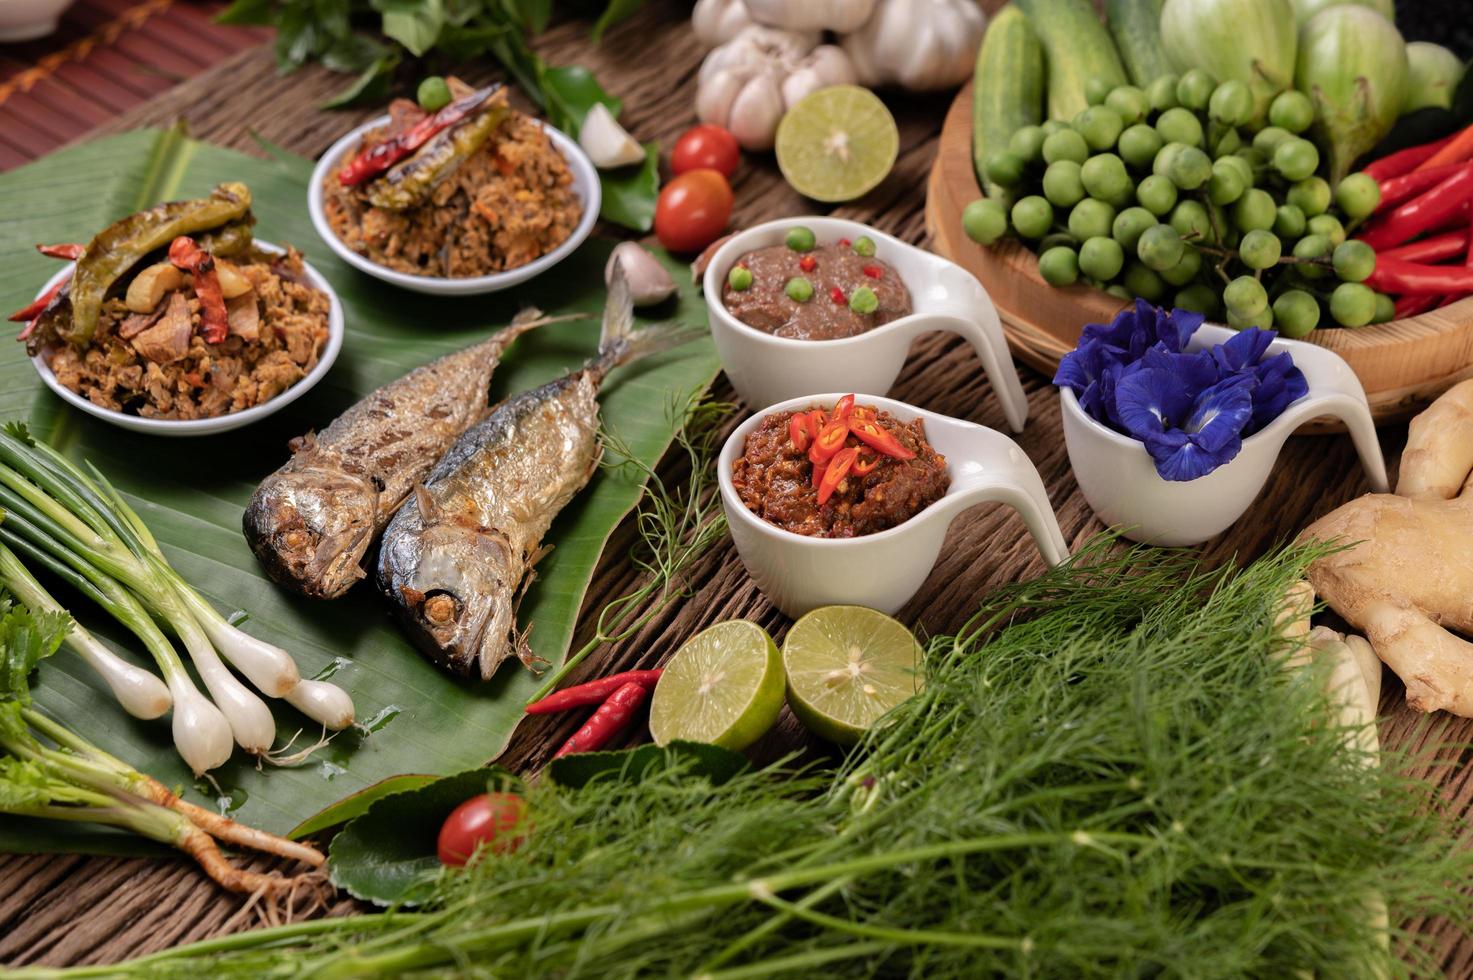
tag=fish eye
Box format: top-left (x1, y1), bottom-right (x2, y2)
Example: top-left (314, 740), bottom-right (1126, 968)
top-left (279, 528), bottom-right (315, 553)
top-left (421, 590), bottom-right (461, 627)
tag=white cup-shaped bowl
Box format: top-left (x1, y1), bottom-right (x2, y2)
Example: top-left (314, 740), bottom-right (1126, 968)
top-left (308, 114), bottom-right (600, 296)
top-left (719, 393), bottom-right (1069, 618)
top-left (1060, 323), bottom-right (1390, 547)
top-left (28, 242), bottom-right (345, 437)
top-left (703, 217), bottom-right (1029, 432)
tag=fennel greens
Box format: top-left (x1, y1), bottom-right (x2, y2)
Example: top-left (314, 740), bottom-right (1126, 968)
top-left (37, 541), bottom-right (1473, 978)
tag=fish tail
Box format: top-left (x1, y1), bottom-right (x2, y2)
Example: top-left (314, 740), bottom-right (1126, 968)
top-left (590, 264), bottom-right (701, 380)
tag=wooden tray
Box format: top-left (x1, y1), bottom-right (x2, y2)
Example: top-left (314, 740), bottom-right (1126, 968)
top-left (926, 81), bottom-right (1473, 425)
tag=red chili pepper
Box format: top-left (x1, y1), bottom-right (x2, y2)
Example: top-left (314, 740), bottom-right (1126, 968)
top-left (817, 447), bottom-right (858, 505)
top-left (861, 264), bottom-right (883, 279)
top-left (830, 286), bottom-right (846, 304)
top-left (1393, 293), bottom-right (1443, 319)
top-left (812, 456), bottom-right (828, 490)
top-left (798, 255), bottom-right (817, 272)
top-left (338, 85), bottom-right (500, 186)
top-left (808, 419), bottom-right (849, 464)
top-left (837, 238), bottom-right (851, 247)
top-left (1358, 164), bottom-right (1473, 251)
top-left (851, 450), bottom-right (879, 476)
top-left (831, 394), bottom-right (855, 421)
top-left (1367, 256), bottom-right (1473, 294)
top-left (36, 243), bottom-right (84, 260)
top-left (1364, 133), bottom-right (1456, 182)
top-left (1414, 121), bottom-right (1473, 173)
top-left (806, 409), bottom-right (825, 435)
top-left (1377, 162), bottom-right (1469, 212)
top-left (525, 669), bottom-right (662, 715)
top-left (848, 418), bottom-right (916, 460)
top-left (552, 681), bottom-right (648, 758)
top-left (789, 412), bottom-right (812, 452)
top-left (9, 273), bottom-right (68, 324)
top-left (1379, 230), bottom-right (1469, 264)
top-left (167, 236), bottom-right (229, 344)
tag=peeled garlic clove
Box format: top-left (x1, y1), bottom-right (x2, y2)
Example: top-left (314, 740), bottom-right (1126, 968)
top-left (580, 103), bottom-right (646, 170)
top-left (606, 242), bottom-right (677, 307)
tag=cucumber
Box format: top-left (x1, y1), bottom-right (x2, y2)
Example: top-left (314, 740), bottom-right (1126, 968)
top-left (1106, 0), bottom-right (1171, 86)
top-left (1015, 0), bottom-right (1129, 121)
top-left (972, 5), bottom-right (1044, 203)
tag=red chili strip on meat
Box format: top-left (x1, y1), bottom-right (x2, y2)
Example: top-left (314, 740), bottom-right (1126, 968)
top-left (168, 236), bottom-right (230, 344)
top-left (817, 447), bottom-right (858, 505)
top-left (552, 681), bottom-right (649, 758)
top-left (849, 418), bottom-right (916, 460)
top-left (525, 669), bottom-right (662, 715)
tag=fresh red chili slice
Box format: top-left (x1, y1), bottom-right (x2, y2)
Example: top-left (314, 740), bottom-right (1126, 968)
top-left (811, 456), bottom-right (828, 490)
top-left (830, 286), bottom-right (846, 304)
top-left (861, 264), bottom-right (883, 279)
top-left (817, 447), bottom-right (858, 505)
top-left (851, 450), bottom-right (879, 476)
top-left (789, 412), bottom-right (812, 452)
top-left (837, 237), bottom-right (851, 247)
top-left (808, 419), bottom-right (849, 464)
top-left (831, 394), bottom-right (855, 421)
top-left (798, 255), bottom-right (817, 272)
top-left (807, 409), bottom-right (825, 434)
top-left (849, 418), bottom-right (916, 460)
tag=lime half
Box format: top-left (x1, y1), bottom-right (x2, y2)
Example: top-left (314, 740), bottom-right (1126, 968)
top-left (776, 85), bottom-right (899, 203)
top-left (649, 620), bottom-right (785, 751)
top-left (783, 606), bottom-right (922, 746)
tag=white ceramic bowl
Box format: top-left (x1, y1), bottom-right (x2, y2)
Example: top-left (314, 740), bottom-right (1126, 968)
top-left (0, 0), bottom-right (73, 41)
top-left (719, 393), bottom-right (1069, 619)
top-left (28, 242), bottom-right (345, 437)
top-left (308, 114), bottom-right (600, 296)
top-left (1060, 322), bottom-right (1390, 547)
top-left (703, 217), bottom-right (1030, 433)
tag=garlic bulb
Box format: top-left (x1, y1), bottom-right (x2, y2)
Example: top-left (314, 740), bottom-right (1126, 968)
top-left (579, 103), bottom-right (646, 169)
top-left (842, 0), bottom-right (986, 92)
top-left (745, 0), bottom-right (877, 33)
top-left (604, 242), bottom-right (677, 307)
top-left (692, 0), bottom-right (757, 47)
top-left (696, 27), bottom-right (857, 152)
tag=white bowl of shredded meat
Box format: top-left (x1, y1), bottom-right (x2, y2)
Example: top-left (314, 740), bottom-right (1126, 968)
top-left (307, 97), bottom-right (601, 297)
top-left (29, 243), bottom-right (345, 437)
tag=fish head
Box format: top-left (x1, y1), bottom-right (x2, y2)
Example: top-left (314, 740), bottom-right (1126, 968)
top-left (243, 464), bottom-right (378, 599)
top-left (386, 515), bottom-right (518, 680)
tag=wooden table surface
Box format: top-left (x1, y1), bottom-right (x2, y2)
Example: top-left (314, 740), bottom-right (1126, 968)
top-left (1, 2), bottom-right (1471, 972)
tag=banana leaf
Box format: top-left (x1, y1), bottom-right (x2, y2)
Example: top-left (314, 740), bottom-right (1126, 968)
top-left (0, 127), bottom-right (719, 851)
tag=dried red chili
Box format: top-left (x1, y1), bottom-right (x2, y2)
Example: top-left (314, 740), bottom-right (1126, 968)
top-left (167, 236), bottom-right (230, 344)
top-left (817, 447), bottom-right (858, 505)
top-left (552, 681), bottom-right (649, 758)
top-left (9, 275), bottom-right (68, 325)
top-left (338, 84), bottom-right (502, 186)
top-left (525, 669), bottom-right (662, 715)
top-left (849, 418), bottom-right (916, 460)
top-left (809, 419), bottom-right (849, 464)
top-left (37, 243), bottom-right (84, 260)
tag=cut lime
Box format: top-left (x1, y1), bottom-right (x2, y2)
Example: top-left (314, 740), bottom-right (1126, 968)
top-left (783, 606), bottom-right (922, 746)
top-left (649, 620), bottom-right (785, 751)
top-left (775, 85), bottom-right (899, 203)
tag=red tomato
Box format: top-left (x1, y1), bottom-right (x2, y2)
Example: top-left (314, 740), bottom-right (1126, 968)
top-left (437, 792), bottom-right (527, 866)
top-left (671, 124), bottom-right (740, 178)
top-left (655, 169), bottom-right (734, 254)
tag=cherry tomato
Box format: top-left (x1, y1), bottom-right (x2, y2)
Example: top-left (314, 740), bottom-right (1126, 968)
top-left (655, 169), bottom-right (733, 254)
top-left (437, 792), bottom-right (527, 866)
top-left (671, 124), bottom-right (740, 178)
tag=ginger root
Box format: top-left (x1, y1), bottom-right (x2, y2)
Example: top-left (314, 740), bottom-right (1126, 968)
top-left (1303, 378), bottom-right (1473, 716)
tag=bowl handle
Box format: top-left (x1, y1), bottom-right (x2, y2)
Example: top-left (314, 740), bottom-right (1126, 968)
top-left (1273, 390), bottom-right (1389, 494)
top-left (938, 428), bottom-right (1071, 567)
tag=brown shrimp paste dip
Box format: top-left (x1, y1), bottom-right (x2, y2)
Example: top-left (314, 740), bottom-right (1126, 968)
top-left (722, 239), bottom-right (911, 340)
top-left (732, 405), bottom-right (949, 538)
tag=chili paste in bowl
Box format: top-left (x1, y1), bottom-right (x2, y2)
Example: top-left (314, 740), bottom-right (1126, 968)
top-left (731, 395), bottom-right (950, 539)
top-left (721, 227), bottom-right (911, 341)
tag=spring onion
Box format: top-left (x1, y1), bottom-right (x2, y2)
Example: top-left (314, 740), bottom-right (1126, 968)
top-left (0, 424), bottom-right (352, 770)
top-left (0, 593), bottom-right (327, 894)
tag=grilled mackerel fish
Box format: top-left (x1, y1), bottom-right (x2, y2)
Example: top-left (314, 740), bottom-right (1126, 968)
top-left (243, 311), bottom-right (555, 599)
top-left (377, 272), bottom-right (691, 679)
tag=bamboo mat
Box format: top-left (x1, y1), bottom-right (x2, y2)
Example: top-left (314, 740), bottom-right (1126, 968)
top-left (2, 1), bottom-right (1472, 971)
top-left (0, 0), bottom-right (267, 169)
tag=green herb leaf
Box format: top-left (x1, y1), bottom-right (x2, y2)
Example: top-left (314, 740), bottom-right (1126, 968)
top-left (378, 0), bottom-right (446, 57)
top-left (272, 6), bottom-right (321, 72)
top-left (598, 142), bottom-right (660, 232)
top-left (288, 773), bottom-right (440, 840)
top-left (321, 52), bottom-right (402, 109)
top-left (542, 64), bottom-right (622, 134)
top-left (0, 597), bottom-right (68, 705)
top-left (547, 740), bottom-right (749, 790)
top-left (590, 0), bottom-right (648, 43)
top-left (214, 0), bottom-right (274, 26)
top-left (328, 768), bottom-right (514, 906)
